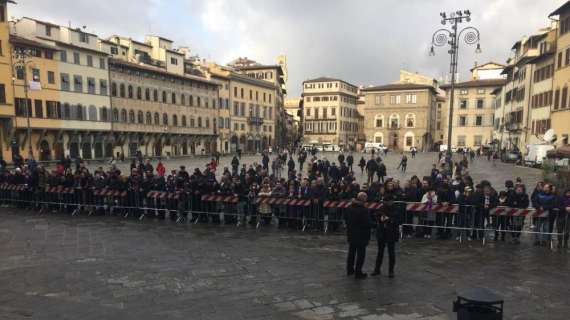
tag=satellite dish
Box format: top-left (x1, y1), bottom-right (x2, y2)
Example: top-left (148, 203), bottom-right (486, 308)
top-left (543, 129), bottom-right (556, 143)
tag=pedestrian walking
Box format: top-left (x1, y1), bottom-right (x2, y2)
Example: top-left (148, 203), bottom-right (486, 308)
top-left (358, 157), bottom-right (366, 175)
top-left (372, 195), bottom-right (398, 278)
top-left (346, 153), bottom-right (354, 172)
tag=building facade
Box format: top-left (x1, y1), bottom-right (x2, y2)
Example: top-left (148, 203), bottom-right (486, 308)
top-left (0, 0), bottom-right (14, 162)
top-left (441, 78), bottom-right (506, 149)
top-left (550, 3), bottom-right (570, 145)
top-left (361, 83), bottom-right (437, 151)
top-left (302, 77), bottom-right (359, 149)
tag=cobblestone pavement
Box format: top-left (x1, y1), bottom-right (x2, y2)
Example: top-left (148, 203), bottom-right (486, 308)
top-left (0, 209), bottom-right (568, 320)
top-left (84, 151), bottom-right (543, 189)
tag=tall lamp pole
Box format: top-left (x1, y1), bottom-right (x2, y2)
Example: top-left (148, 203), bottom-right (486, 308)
top-left (429, 10), bottom-right (481, 159)
top-left (12, 47), bottom-right (35, 160)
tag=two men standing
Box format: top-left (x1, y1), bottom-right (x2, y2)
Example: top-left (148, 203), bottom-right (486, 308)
top-left (346, 192), bottom-right (398, 279)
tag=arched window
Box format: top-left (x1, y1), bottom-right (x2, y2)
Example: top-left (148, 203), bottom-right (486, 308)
top-left (100, 107), bottom-right (108, 121)
top-left (136, 87), bottom-right (142, 100)
top-left (111, 82), bottom-right (117, 97)
top-left (145, 88), bottom-right (150, 100)
top-left (197, 97), bottom-right (201, 107)
top-left (145, 112), bottom-right (152, 125)
top-left (205, 117), bottom-right (210, 128)
top-left (120, 109), bottom-right (127, 123)
top-left (182, 115), bottom-right (187, 126)
top-left (197, 117), bottom-right (202, 127)
top-left (112, 109), bottom-right (119, 122)
top-left (374, 114), bottom-right (384, 128)
top-left (181, 94), bottom-right (186, 105)
top-left (137, 111), bottom-right (144, 124)
top-left (374, 132), bottom-right (384, 144)
top-left (172, 114), bottom-right (178, 126)
top-left (190, 117), bottom-right (195, 127)
top-left (389, 114), bottom-right (400, 129)
top-left (162, 91), bottom-right (167, 103)
top-left (405, 113), bottom-right (415, 128)
top-left (119, 84), bottom-right (125, 97)
top-left (162, 113), bottom-right (168, 125)
top-left (171, 92), bottom-right (176, 104)
top-left (154, 112), bottom-right (159, 125)
top-left (128, 85), bottom-right (133, 99)
top-left (129, 110), bottom-right (135, 123)
top-left (88, 105), bottom-right (97, 121)
top-left (189, 95), bottom-right (194, 106)
top-left (153, 89), bottom-right (158, 102)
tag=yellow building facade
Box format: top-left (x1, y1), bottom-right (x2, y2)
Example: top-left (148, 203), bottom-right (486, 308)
top-left (550, 3), bottom-right (570, 146)
top-left (0, 0), bottom-right (14, 162)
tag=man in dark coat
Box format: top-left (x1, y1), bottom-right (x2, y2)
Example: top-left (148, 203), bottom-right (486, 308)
top-left (346, 153), bottom-right (354, 172)
top-left (372, 198), bottom-right (399, 278)
top-left (346, 192), bottom-right (372, 279)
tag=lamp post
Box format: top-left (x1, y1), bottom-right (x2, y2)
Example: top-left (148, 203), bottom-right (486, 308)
top-left (429, 10), bottom-right (481, 159)
top-left (12, 47), bottom-right (35, 160)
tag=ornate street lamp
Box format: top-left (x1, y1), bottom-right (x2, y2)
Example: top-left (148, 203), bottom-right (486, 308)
top-left (12, 47), bottom-right (36, 160)
top-left (429, 10), bottom-right (481, 159)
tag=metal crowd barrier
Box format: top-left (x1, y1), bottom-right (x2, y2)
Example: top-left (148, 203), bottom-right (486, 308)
top-left (0, 183), bottom-right (568, 249)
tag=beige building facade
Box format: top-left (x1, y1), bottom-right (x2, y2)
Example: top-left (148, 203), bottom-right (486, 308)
top-left (441, 78), bottom-right (506, 149)
top-left (0, 0), bottom-right (14, 162)
top-left (361, 83), bottom-right (437, 151)
top-left (302, 77), bottom-right (359, 149)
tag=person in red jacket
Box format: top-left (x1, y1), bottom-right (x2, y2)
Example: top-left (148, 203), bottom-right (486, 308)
top-left (156, 161), bottom-right (166, 177)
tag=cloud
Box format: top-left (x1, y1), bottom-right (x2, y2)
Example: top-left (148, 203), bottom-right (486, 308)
top-left (8, 0), bottom-right (568, 96)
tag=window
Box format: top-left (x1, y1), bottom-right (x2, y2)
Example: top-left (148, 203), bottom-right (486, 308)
top-left (87, 77), bottom-right (95, 94)
top-left (79, 32), bottom-right (89, 43)
top-left (460, 100), bottom-right (467, 109)
top-left (100, 80), bottom-right (107, 96)
top-left (562, 87), bottom-right (568, 109)
top-left (0, 5), bottom-right (5, 22)
top-left (111, 82), bottom-right (118, 96)
top-left (162, 91), bottom-right (167, 103)
top-left (47, 71), bottom-right (55, 84)
top-left (170, 57), bottom-right (178, 65)
top-left (128, 85), bottom-right (133, 99)
top-left (198, 117), bottom-right (202, 127)
top-left (136, 87), bottom-right (142, 100)
top-left (163, 113), bottom-right (168, 125)
top-left (405, 94), bottom-right (417, 104)
top-left (34, 100), bottom-right (43, 118)
top-left (73, 52), bottom-right (80, 64)
top-left (46, 101), bottom-right (59, 119)
top-left (15, 66), bottom-right (24, 80)
top-left (405, 114), bottom-right (415, 128)
top-left (128, 110), bottom-right (135, 123)
top-left (389, 114), bottom-right (399, 128)
top-left (15, 98), bottom-right (31, 116)
top-left (374, 95), bottom-right (382, 105)
top-left (171, 92), bottom-right (176, 104)
top-left (375, 115), bottom-right (383, 128)
top-left (86, 55), bottom-right (93, 67)
top-left (0, 84), bottom-right (5, 103)
top-left (406, 136), bottom-right (413, 147)
top-left (145, 88), bottom-right (150, 101)
top-left (457, 135), bottom-right (466, 147)
top-left (474, 135), bottom-right (483, 146)
top-left (110, 46), bottom-right (118, 55)
top-left (476, 99), bottom-right (484, 109)
top-left (477, 89), bottom-right (485, 94)
top-left (154, 112), bottom-right (160, 125)
top-left (240, 88), bottom-right (244, 98)
top-left (172, 114), bottom-right (178, 126)
top-left (460, 89), bottom-right (468, 95)
top-left (60, 50), bottom-right (67, 62)
top-left (555, 89), bottom-right (560, 109)
top-left (45, 50), bottom-right (53, 60)
top-left (182, 115), bottom-right (187, 127)
top-left (154, 89), bottom-right (159, 102)
top-left (459, 116), bottom-right (467, 126)
top-left (475, 115), bottom-right (483, 126)
top-left (73, 75), bottom-right (83, 92)
top-left (32, 68), bottom-right (40, 81)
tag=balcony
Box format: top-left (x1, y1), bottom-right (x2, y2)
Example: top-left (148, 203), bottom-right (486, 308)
top-left (248, 116), bottom-right (263, 126)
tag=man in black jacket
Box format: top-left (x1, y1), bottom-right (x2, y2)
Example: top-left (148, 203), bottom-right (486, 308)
top-left (372, 196), bottom-right (399, 278)
top-left (346, 192), bottom-right (372, 279)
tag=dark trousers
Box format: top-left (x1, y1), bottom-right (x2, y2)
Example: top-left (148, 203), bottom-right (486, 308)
top-left (347, 244), bottom-right (366, 274)
top-left (375, 240), bottom-right (395, 273)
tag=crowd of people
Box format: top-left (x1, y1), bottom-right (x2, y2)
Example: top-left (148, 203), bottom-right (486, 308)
top-left (0, 149), bottom-right (569, 254)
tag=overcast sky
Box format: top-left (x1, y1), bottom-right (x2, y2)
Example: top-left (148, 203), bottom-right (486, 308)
top-left (9, 0), bottom-right (567, 96)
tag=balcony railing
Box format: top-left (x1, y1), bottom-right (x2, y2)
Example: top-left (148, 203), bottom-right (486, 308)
top-left (248, 116), bottom-right (263, 126)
